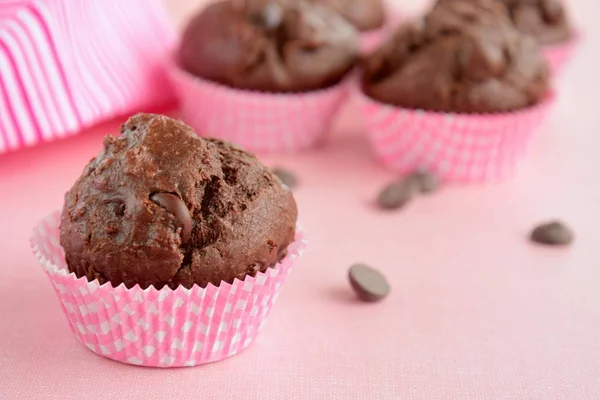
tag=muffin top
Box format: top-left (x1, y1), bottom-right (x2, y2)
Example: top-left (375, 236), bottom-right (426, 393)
top-left (309, 0), bottom-right (386, 31)
top-left (60, 114), bottom-right (298, 289)
top-left (438, 0), bottom-right (572, 45)
top-left (496, 0), bottom-right (572, 45)
top-left (362, 0), bottom-right (550, 113)
top-left (178, 0), bottom-right (358, 92)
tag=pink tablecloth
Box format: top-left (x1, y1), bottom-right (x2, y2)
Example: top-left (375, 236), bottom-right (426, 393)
top-left (1, 0), bottom-right (600, 399)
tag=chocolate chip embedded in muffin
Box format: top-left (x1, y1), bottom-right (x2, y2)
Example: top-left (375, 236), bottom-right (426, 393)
top-left (309, 0), bottom-right (386, 31)
top-left (60, 113), bottom-right (298, 289)
top-left (234, 0), bottom-right (285, 30)
top-left (178, 0), bottom-right (359, 93)
top-left (362, 0), bottom-right (550, 113)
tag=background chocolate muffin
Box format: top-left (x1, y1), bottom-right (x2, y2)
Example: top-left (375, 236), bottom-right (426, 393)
top-left (178, 0), bottom-right (358, 92)
top-left (438, 0), bottom-right (573, 45)
top-left (497, 0), bottom-right (572, 45)
top-left (60, 114), bottom-right (298, 289)
top-left (362, 0), bottom-right (549, 113)
top-left (309, 0), bottom-right (386, 31)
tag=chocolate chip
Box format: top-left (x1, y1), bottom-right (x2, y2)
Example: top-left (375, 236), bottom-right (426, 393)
top-left (246, 262), bottom-right (263, 276)
top-left (530, 220), bottom-right (574, 246)
top-left (114, 202), bottom-right (126, 217)
top-left (150, 193), bottom-right (193, 243)
top-left (411, 170), bottom-right (441, 194)
top-left (272, 167), bottom-right (298, 189)
top-left (244, 1), bottom-right (283, 30)
top-left (377, 179), bottom-right (417, 210)
top-left (348, 263), bottom-right (390, 302)
top-left (541, 0), bottom-right (564, 23)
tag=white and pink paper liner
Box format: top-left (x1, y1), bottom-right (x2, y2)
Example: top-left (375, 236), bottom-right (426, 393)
top-left (542, 35), bottom-right (580, 77)
top-left (0, 0), bottom-right (175, 155)
top-left (168, 62), bottom-right (350, 153)
top-left (359, 92), bottom-right (555, 183)
top-left (30, 211), bottom-right (307, 368)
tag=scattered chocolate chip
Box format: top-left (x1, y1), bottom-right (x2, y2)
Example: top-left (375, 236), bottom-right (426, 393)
top-left (272, 167), bottom-right (298, 189)
top-left (348, 263), bottom-right (390, 302)
top-left (150, 193), bottom-right (193, 243)
top-left (530, 220), bottom-right (574, 246)
top-left (377, 178), bottom-right (417, 210)
top-left (411, 170), bottom-right (441, 194)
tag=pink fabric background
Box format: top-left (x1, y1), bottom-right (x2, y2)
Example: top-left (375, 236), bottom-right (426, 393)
top-left (1, 0), bottom-right (600, 398)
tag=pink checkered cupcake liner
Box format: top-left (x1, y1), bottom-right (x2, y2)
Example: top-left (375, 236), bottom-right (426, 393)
top-left (167, 62), bottom-right (351, 153)
top-left (359, 92), bottom-right (555, 183)
top-left (542, 34), bottom-right (580, 76)
top-left (31, 211), bottom-right (307, 368)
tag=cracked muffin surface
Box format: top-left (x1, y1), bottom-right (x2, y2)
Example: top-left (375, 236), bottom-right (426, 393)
top-left (362, 0), bottom-right (550, 113)
top-left (60, 113), bottom-right (297, 289)
top-left (439, 0), bottom-right (573, 45)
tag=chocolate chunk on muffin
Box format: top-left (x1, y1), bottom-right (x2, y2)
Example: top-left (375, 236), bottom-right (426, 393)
top-left (60, 113), bottom-right (298, 289)
top-left (362, 0), bottom-right (550, 113)
top-left (178, 0), bottom-right (358, 92)
top-left (309, 0), bottom-right (386, 31)
top-left (439, 0), bottom-right (573, 45)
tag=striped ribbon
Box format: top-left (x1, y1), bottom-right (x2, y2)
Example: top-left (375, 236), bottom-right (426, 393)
top-left (0, 0), bottom-right (175, 154)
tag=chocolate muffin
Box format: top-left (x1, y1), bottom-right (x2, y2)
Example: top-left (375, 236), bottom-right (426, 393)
top-left (439, 0), bottom-right (573, 45)
top-left (362, 0), bottom-right (550, 113)
top-left (310, 0), bottom-right (386, 31)
top-left (178, 0), bottom-right (358, 93)
top-left (60, 113), bottom-right (298, 290)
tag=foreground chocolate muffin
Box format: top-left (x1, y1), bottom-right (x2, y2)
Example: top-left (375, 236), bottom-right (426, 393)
top-left (440, 0), bottom-right (572, 45)
top-left (178, 0), bottom-right (358, 92)
top-left (310, 0), bottom-right (386, 31)
top-left (60, 114), bottom-right (298, 289)
top-left (362, 0), bottom-right (550, 113)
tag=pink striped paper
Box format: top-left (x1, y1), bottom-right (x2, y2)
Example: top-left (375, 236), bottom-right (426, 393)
top-left (359, 91), bottom-right (555, 183)
top-left (31, 211), bottom-right (307, 367)
top-left (0, 0), bottom-right (175, 154)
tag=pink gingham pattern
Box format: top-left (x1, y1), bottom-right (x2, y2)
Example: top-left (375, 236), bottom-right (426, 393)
top-left (0, 0), bottom-right (175, 154)
top-left (30, 211), bottom-right (307, 368)
top-left (359, 92), bottom-right (554, 183)
top-left (168, 63), bottom-right (350, 153)
top-left (543, 35), bottom-right (580, 76)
